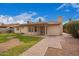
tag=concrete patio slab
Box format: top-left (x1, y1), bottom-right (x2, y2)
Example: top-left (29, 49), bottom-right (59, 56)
top-left (45, 33), bottom-right (79, 56)
top-left (46, 36), bottom-right (62, 49)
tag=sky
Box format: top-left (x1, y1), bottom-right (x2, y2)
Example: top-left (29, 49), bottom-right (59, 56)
top-left (0, 3), bottom-right (79, 24)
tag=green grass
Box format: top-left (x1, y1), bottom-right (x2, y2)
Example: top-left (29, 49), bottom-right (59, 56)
top-left (16, 34), bottom-right (41, 43)
top-left (0, 44), bottom-right (33, 56)
top-left (0, 33), bottom-right (42, 56)
top-left (0, 33), bottom-right (16, 43)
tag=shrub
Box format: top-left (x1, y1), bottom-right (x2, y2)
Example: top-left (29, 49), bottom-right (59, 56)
top-left (70, 24), bottom-right (79, 38)
top-left (63, 21), bottom-right (79, 38)
top-left (63, 22), bottom-right (72, 34)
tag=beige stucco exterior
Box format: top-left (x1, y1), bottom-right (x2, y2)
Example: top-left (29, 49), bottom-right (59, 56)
top-left (14, 27), bottom-right (20, 33)
top-left (14, 16), bottom-right (63, 36)
top-left (20, 26), bottom-right (28, 33)
top-left (47, 25), bottom-right (61, 35)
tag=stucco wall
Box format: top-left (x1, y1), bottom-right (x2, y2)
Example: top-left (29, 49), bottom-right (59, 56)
top-left (47, 24), bottom-right (62, 35)
top-left (14, 24), bottom-right (63, 35)
top-left (14, 26), bottom-right (28, 33)
top-left (14, 26), bottom-right (39, 35)
top-left (20, 26), bottom-right (28, 33)
top-left (14, 27), bottom-right (21, 33)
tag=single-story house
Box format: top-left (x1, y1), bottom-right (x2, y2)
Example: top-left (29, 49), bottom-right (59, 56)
top-left (0, 24), bottom-right (19, 33)
top-left (14, 16), bottom-right (63, 35)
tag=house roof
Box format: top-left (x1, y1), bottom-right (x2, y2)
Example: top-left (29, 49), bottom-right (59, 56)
top-left (0, 21), bottom-right (60, 28)
top-left (20, 22), bottom-right (60, 26)
top-left (0, 23), bottom-right (20, 28)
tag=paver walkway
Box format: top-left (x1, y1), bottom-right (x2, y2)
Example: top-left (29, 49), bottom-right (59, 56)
top-left (0, 38), bottom-right (22, 52)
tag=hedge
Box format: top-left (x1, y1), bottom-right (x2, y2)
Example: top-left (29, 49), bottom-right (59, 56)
top-left (63, 21), bottom-right (79, 38)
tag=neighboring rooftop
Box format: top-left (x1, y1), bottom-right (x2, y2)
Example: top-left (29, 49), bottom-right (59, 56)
top-left (0, 23), bottom-right (20, 28)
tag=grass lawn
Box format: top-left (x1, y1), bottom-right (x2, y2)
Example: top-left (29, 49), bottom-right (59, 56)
top-left (0, 33), bottom-right (16, 43)
top-left (0, 33), bottom-right (42, 56)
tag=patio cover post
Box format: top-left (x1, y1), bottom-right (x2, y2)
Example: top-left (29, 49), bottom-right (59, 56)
top-left (45, 24), bottom-right (47, 35)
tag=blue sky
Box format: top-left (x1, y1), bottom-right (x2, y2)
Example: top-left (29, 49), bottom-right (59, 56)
top-left (0, 3), bottom-right (79, 24)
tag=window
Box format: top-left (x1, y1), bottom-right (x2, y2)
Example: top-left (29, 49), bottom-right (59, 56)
top-left (28, 27), bottom-right (34, 32)
top-left (28, 27), bottom-right (31, 32)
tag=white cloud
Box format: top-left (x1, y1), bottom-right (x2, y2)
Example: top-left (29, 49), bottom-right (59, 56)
top-left (56, 4), bottom-right (67, 10)
top-left (57, 3), bottom-right (79, 10)
top-left (31, 12), bottom-right (37, 15)
top-left (0, 12), bottom-right (47, 24)
top-left (13, 12), bottom-right (37, 24)
top-left (0, 12), bottom-right (36, 24)
top-left (71, 3), bottom-right (79, 8)
top-left (16, 20), bottom-right (24, 24)
top-left (56, 3), bottom-right (79, 18)
top-left (0, 15), bottom-right (10, 24)
top-left (63, 20), bottom-right (69, 25)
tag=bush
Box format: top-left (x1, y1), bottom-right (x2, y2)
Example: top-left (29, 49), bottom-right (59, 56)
top-left (63, 22), bottom-right (72, 34)
top-left (70, 24), bottom-right (79, 38)
top-left (63, 21), bottom-right (79, 38)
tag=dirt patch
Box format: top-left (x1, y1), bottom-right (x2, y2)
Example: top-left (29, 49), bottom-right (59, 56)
top-left (0, 38), bottom-right (23, 52)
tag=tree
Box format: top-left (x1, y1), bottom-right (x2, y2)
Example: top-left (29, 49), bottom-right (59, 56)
top-left (63, 20), bottom-right (79, 38)
top-left (69, 18), bottom-right (72, 22)
top-left (38, 18), bottom-right (42, 22)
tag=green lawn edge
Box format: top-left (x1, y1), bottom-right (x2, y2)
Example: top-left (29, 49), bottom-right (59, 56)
top-left (0, 33), bottom-right (42, 56)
